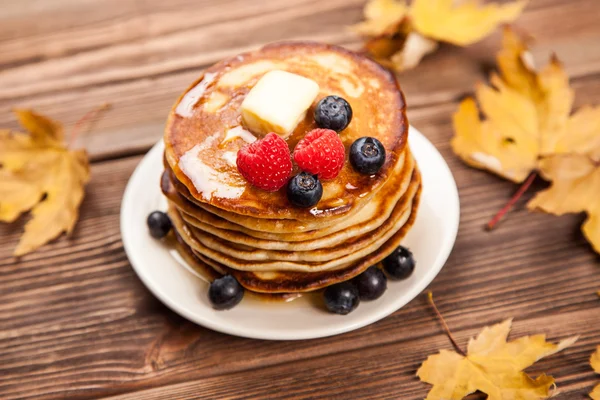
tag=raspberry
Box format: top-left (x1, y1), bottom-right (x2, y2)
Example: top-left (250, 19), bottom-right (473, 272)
top-left (293, 129), bottom-right (345, 180)
top-left (236, 132), bottom-right (292, 191)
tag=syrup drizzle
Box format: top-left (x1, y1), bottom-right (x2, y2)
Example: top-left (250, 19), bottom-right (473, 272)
top-left (179, 133), bottom-right (245, 200)
top-left (221, 151), bottom-right (238, 167)
top-left (222, 126), bottom-right (256, 145)
top-left (175, 72), bottom-right (217, 117)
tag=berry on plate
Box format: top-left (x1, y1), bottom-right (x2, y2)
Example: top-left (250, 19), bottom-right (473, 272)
top-left (147, 211), bottom-right (172, 239)
top-left (354, 266), bottom-right (388, 300)
top-left (293, 128), bottom-right (345, 180)
top-left (208, 275), bottom-right (244, 310)
top-left (324, 282), bottom-right (360, 315)
top-left (382, 246), bottom-right (415, 280)
top-left (350, 136), bottom-right (386, 175)
top-left (314, 95), bottom-right (353, 132)
top-left (287, 172), bottom-right (323, 208)
top-left (236, 132), bottom-right (292, 191)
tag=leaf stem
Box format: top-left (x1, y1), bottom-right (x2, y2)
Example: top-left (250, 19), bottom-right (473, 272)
top-left (426, 291), bottom-right (466, 356)
top-left (69, 103), bottom-right (111, 147)
top-left (486, 172), bottom-right (537, 230)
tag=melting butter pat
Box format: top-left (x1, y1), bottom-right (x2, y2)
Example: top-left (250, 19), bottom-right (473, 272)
top-left (241, 70), bottom-right (319, 138)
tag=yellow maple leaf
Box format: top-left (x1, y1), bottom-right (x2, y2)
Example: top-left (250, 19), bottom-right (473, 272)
top-left (417, 319), bottom-right (577, 400)
top-left (352, 0), bottom-right (408, 36)
top-left (363, 18), bottom-right (439, 71)
top-left (453, 27), bottom-right (600, 182)
top-left (452, 28), bottom-right (600, 251)
top-left (452, 28), bottom-right (577, 183)
top-left (411, 0), bottom-right (527, 46)
top-left (0, 110), bottom-right (90, 256)
top-left (351, 0), bottom-right (526, 71)
top-left (528, 155), bottom-right (600, 253)
top-left (591, 346), bottom-right (600, 400)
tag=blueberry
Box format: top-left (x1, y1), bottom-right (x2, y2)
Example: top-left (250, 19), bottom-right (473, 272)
top-left (354, 266), bottom-right (388, 300)
top-left (208, 275), bottom-right (244, 310)
top-left (323, 282), bottom-right (360, 315)
top-left (350, 137), bottom-right (386, 175)
top-left (147, 211), bottom-right (172, 239)
top-left (287, 172), bottom-right (323, 208)
top-left (314, 95), bottom-right (353, 132)
top-left (382, 246), bottom-right (415, 280)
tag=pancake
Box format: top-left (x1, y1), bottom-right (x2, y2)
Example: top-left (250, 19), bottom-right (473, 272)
top-left (176, 165), bottom-right (416, 250)
top-left (187, 198), bottom-right (412, 264)
top-left (161, 41), bottom-right (423, 298)
top-left (166, 167), bottom-right (420, 271)
top-left (164, 41), bottom-right (408, 221)
top-left (163, 151), bottom-right (416, 240)
top-left (172, 231), bottom-right (222, 281)
top-left (169, 183), bottom-right (422, 293)
top-left (180, 169), bottom-right (420, 264)
top-left (172, 232), bottom-right (301, 302)
top-left (164, 148), bottom-right (410, 233)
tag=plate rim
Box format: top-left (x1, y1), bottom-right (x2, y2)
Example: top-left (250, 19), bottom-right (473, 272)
top-left (120, 126), bottom-right (460, 340)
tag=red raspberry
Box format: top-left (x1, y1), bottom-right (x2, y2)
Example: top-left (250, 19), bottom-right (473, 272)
top-left (236, 132), bottom-right (292, 191)
top-left (293, 129), bottom-right (345, 180)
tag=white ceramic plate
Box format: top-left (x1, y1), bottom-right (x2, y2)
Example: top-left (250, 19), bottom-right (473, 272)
top-left (121, 126), bottom-right (459, 340)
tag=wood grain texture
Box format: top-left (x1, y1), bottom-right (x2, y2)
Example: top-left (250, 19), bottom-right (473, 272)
top-left (1, 0), bottom-right (600, 399)
top-left (1, 0), bottom-right (600, 159)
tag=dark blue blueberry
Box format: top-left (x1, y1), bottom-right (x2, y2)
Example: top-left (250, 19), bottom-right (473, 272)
top-left (287, 172), bottom-right (323, 208)
top-left (382, 246), bottom-right (415, 280)
top-left (314, 95), bottom-right (353, 132)
top-left (147, 211), bottom-right (172, 239)
top-left (208, 275), bottom-right (244, 310)
top-left (354, 266), bottom-right (388, 300)
top-left (323, 282), bottom-right (360, 315)
top-left (350, 137), bottom-right (386, 175)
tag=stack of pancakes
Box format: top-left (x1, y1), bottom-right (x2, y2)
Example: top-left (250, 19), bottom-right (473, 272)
top-left (162, 42), bottom-right (421, 297)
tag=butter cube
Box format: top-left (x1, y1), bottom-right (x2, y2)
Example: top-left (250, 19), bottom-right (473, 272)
top-left (241, 70), bottom-right (320, 138)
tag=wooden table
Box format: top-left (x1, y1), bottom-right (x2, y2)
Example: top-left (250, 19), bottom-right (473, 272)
top-left (1, 0), bottom-right (600, 398)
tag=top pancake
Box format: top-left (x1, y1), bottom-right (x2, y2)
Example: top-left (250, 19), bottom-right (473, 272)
top-left (164, 41), bottom-right (408, 220)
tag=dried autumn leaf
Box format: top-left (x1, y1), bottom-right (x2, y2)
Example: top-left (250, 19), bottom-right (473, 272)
top-left (452, 28), bottom-right (574, 183)
top-left (15, 108), bottom-right (64, 145)
top-left (411, 0), bottom-right (527, 46)
top-left (528, 155), bottom-right (600, 253)
top-left (390, 31), bottom-right (438, 70)
top-left (363, 18), bottom-right (439, 71)
top-left (0, 110), bottom-right (90, 256)
top-left (417, 319), bottom-right (577, 400)
top-left (352, 0), bottom-right (408, 36)
top-left (351, 0), bottom-right (526, 71)
top-left (452, 27), bottom-right (600, 251)
top-left (454, 28), bottom-right (600, 180)
top-left (363, 19), bottom-right (411, 62)
top-left (591, 346), bottom-right (600, 400)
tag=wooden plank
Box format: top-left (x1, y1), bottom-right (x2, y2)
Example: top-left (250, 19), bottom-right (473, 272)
top-left (1, 123), bottom-right (599, 398)
top-left (2, 0), bottom-right (600, 398)
top-left (0, 0), bottom-right (599, 160)
top-left (102, 309), bottom-right (600, 400)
